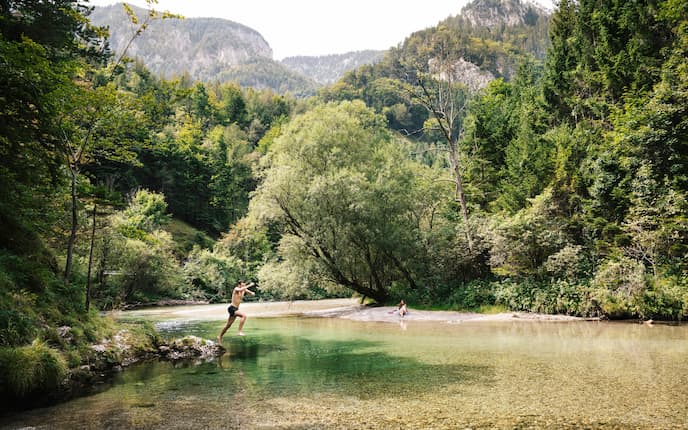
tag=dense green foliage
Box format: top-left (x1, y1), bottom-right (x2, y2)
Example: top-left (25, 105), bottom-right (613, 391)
top-left (275, 0), bottom-right (686, 317)
top-left (216, 58), bottom-right (320, 98)
top-left (2, 1), bottom-right (688, 405)
top-left (0, 0), bottom-right (293, 403)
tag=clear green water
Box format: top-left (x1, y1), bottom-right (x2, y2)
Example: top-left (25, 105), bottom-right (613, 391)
top-left (3, 307), bottom-right (688, 429)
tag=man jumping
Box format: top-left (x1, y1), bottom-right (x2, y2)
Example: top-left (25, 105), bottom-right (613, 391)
top-left (217, 280), bottom-right (255, 343)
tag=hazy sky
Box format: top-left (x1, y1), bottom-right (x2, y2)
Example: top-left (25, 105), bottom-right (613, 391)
top-left (87, 0), bottom-right (481, 59)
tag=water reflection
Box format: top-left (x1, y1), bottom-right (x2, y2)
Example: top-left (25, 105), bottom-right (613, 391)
top-left (2, 314), bottom-right (688, 429)
top-left (214, 334), bottom-right (492, 400)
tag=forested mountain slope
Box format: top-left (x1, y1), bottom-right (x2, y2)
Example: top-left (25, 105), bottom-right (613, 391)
top-left (319, 0), bottom-right (551, 146)
top-left (91, 4), bottom-right (386, 95)
top-left (90, 4), bottom-right (319, 95)
top-left (282, 50), bottom-right (385, 84)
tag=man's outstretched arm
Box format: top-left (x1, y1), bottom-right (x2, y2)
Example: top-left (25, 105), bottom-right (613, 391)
top-left (237, 282), bottom-right (256, 294)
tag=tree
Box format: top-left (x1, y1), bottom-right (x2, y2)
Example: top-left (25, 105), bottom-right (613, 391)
top-left (461, 78), bottom-right (517, 208)
top-left (394, 26), bottom-right (475, 249)
top-left (250, 101), bottom-right (437, 302)
top-left (96, 189), bottom-right (183, 305)
top-left (58, 1), bottom-right (180, 286)
top-left (0, 0), bottom-right (107, 251)
top-left (213, 82), bottom-right (247, 127)
top-left (489, 188), bottom-right (571, 278)
top-left (57, 81), bottom-right (143, 285)
top-left (204, 125), bottom-right (255, 231)
top-left (542, 0), bottom-right (578, 121)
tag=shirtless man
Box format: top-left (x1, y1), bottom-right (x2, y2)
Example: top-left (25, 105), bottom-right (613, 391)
top-left (217, 280), bottom-right (255, 343)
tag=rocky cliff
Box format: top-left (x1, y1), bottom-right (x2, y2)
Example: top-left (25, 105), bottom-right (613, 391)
top-left (90, 4), bottom-right (384, 95)
top-left (90, 4), bottom-right (273, 81)
top-left (460, 0), bottom-right (549, 28)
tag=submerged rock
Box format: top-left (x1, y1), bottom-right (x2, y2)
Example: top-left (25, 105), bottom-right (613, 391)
top-left (158, 335), bottom-right (225, 361)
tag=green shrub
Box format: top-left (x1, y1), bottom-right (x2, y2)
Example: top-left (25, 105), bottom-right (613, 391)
top-left (0, 341), bottom-right (67, 399)
top-left (592, 257), bottom-right (647, 318)
top-left (447, 280), bottom-right (496, 311)
top-left (637, 276), bottom-right (688, 321)
top-left (494, 278), bottom-right (600, 317)
top-left (183, 247), bottom-right (244, 301)
top-left (494, 279), bottom-right (539, 311)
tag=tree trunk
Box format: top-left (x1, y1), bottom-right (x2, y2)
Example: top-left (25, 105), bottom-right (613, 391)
top-left (415, 78), bottom-right (473, 251)
top-left (64, 167), bottom-right (78, 285)
top-left (85, 204), bottom-right (97, 311)
top-left (448, 143), bottom-right (473, 250)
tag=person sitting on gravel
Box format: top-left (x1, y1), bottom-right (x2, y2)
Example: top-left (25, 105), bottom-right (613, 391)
top-left (398, 300), bottom-right (408, 319)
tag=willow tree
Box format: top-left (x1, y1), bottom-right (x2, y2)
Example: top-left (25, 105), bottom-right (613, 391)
top-left (250, 100), bottom-right (442, 302)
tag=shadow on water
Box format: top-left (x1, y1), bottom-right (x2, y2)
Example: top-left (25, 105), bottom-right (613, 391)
top-left (64, 329), bottom-right (492, 406)
top-left (209, 334), bottom-right (493, 400)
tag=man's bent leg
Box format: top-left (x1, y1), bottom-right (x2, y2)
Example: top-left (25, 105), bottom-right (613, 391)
top-left (235, 310), bottom-right (248, 336)
top-left (217, 316), bottom-right (236, 344)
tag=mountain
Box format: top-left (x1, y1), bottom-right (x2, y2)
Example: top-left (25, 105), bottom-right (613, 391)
top-left (281, 51), bottom-right (385, 85)
top-left (89, 4), bottom-right (319, 95)
top-left (432, 0), bottom-right (552, 83)
top-left (90, 4), bottom-right (272, 79)
top-left (214, 57), bottom-right (319, 97)
top-left (89, 4), bottom-right (385, 96)
top-left (460, 0), bottom-right (550, 27)
top-left (89, 1), bottom-right (549, 96)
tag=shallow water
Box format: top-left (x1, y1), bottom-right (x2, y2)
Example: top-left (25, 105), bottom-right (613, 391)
top-left (3, 301), bottom-right (688, 429)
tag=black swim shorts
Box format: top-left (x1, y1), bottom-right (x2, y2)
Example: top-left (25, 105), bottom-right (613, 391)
top-left (228, 304), bottom-right (238, 317)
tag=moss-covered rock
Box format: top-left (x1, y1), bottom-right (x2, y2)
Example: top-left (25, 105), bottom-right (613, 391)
top-left (158, 335), bottom-right (224, 361)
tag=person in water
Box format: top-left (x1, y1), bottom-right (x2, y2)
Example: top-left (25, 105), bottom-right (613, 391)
top-left (217, 280), bottom-right (255, 343)
top-left (398, 299), bottom-right (408, 319)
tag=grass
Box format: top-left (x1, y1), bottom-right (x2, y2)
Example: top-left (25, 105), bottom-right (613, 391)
top-left (0, 341), bottom-right (67, 399)
top-left (164, 218), bottom-right (215, 257)
top-left (474, 304), bottom-right (509, 314)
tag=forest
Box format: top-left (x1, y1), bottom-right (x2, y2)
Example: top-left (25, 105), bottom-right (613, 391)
top-left (1, 0), bottom-right (687, 405)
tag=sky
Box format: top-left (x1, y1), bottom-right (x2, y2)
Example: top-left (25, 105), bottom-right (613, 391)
top-left (87, 0), bottom-right (481, 60)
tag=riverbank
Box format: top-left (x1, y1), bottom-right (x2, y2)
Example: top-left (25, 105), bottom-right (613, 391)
top-left (0, 321), bottom-right (224, 416)
top-left (303, 302), bottom-right (590, 323)
top-left (116, 298), bottom-right (592, 324)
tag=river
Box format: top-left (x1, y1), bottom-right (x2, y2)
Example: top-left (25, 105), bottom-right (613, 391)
top-left (2, 299), bottom-right (687, 429)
